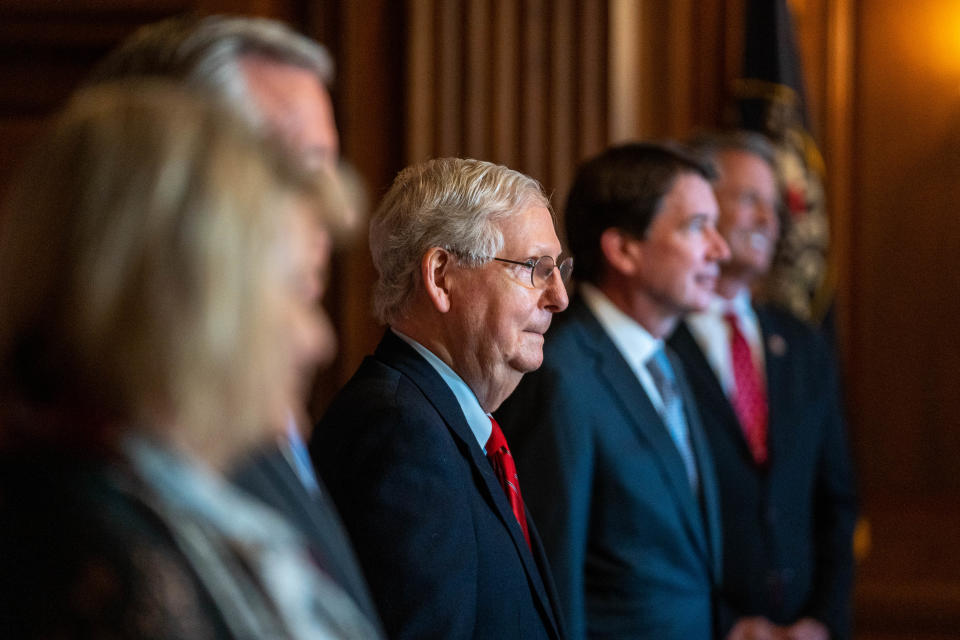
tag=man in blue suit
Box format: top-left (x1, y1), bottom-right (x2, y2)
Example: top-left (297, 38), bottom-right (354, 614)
top-left (312, 158), bottom-right (570, 640)
top-left (668, 132), bottom-right (857, 640)
top-left (497, 142), bottom-right (730, 639)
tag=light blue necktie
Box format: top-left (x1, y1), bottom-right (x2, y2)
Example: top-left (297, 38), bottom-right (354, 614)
top-left (646, 348), bottom-right (699, 493)
top-left (286, 416), bottom-right (320, 495)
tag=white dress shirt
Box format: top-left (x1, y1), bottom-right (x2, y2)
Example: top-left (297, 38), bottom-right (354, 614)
top-left (579, 283), bottom-right (669, 413)
top-left (684, 290), bottom-right (766, 398)
top-left (392, 329), bottom-right (493, 453)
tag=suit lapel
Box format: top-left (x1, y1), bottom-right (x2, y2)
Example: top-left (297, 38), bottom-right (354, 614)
top-left (757, 307), bottom-right (790, 469)
top-left (525, 511), bottom-right (567, 637)
top-left (673, 320), bottom-right (766, 466)
top-left (254, 450), bottom-right (381, 616)
top-left (567, 301), bottom-right (713, 564)
top-left (670, 348), bottom-right (723, 583)
top-left (374, 332), bottom-right (561, 638)
top-left (670, 324), bottom-right (735, 424)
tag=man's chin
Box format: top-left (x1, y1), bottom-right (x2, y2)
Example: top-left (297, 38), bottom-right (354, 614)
top-left (511, 349), bottom-right (545, 374)
top-left (681, 296), bottom-right (714, 316)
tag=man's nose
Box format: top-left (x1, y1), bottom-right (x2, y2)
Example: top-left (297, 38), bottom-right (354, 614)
top-left (709, 227), bottom-right (731, 262)
top-left (543, 268), bottom-right (569, 312)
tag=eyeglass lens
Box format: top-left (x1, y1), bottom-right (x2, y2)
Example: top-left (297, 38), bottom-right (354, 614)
top-left (532, 256), bottom-right (573, 287)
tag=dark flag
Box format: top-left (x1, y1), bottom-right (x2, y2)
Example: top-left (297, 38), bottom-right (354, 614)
top-left (732, 0), bottom-right (833, 326)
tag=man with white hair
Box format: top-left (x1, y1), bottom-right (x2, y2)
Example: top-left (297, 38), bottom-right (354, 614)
top-left (312, 157), bottom-right (570, 640)
top-left (90, 15), bottom-right (379, 632)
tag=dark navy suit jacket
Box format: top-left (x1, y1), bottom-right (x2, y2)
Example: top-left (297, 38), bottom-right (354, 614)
top-left (310, 331), bottom-right (566, 640)
top-left (497, 296), bottom-right (723, 640)
top-left (669, 305), bottom-right (857, 639)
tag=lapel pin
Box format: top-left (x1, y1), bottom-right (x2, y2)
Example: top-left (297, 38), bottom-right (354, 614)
top-left (768, 334), bottom-right (787, 357)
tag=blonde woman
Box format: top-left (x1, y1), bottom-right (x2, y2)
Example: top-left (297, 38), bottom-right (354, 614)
top-left (0, 82), bottom-right (376, 639)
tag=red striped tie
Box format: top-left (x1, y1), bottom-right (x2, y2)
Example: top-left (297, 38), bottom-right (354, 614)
top-left (486, 416), bottom-right (531, 548)
top-left (725, 313), bottom-right (769, 465)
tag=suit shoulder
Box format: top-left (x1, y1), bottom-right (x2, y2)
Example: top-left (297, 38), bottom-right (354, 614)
top-left (314, 355), bottom-right (467, 468)
top-left (758, 304), bottom-right (831, 351)
top-left (328, 355), bottom-right (405, 405)
top-left (319, 355), bottom-right (440, 426)
top-left (758, 304), bottom-right (814, 333)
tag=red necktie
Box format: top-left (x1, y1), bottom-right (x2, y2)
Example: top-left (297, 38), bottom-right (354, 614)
top-left (486, 416), bottom-right (531, 548)
top-left (724, 313), bottom-right (769, 465)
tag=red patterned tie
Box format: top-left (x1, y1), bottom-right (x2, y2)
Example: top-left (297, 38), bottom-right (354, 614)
top-left (724, 313), bottom-right (769, 465)
top-left (486, 416), bottom-right (531, 548)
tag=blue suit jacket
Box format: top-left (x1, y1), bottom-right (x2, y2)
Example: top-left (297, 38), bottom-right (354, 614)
top-left (669, 306), bottom-right (857, 639)
top-left (497, 296), bottom-right (723, 640)
top-left (310, 331), bottom-right (566, 640)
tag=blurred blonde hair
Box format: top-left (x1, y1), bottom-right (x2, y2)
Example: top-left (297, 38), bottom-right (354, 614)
top-left (0, 81), bottom-right (320, 466)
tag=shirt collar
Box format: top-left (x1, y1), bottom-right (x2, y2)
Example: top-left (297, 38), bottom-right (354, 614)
top-left (701, 289), bottom-right (751, 316)
top-left (391, 328), bottom-right (492, 452)
top-left (580, 282), bottom-right (663, 368)
top-left (283, 414), bottom-right (320, 494)
top-left (123, 433), bottom-right (299, 545)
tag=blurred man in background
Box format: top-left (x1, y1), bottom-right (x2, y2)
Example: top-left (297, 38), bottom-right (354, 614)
top-left (90, 16), bottom-right (381, 633)
top-left (668, 131), bottom-right (857, 640)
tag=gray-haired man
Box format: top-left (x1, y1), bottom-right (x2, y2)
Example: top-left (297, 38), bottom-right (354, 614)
top-left (312, 158), bottom-right (569, 640)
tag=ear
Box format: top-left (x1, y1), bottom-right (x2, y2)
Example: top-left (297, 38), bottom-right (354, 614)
top-left (421, 247), bottom-right (454, 313)
top-left (599, 228), bottom-right (643, 277)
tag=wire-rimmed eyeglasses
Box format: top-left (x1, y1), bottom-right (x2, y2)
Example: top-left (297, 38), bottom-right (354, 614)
top-left (490, 255), bottom-right (574, 288)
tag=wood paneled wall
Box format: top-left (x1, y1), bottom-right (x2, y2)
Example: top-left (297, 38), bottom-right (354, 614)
top-left (401, 0), bottom-right (729, 217)
top-left (0, 1), bottom-right (181, 188)
top-left (301, 0), bottom-right (406, 408)
top-left (0, 0), bottom-right (303, 188)
top-left (791, 0), bottom-right (960, 636)
top-left (848, 0), bottom-right (960, 635)
top-left (405, 0), bottom-right (610, 202)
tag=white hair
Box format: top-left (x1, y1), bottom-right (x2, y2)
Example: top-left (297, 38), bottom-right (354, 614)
top-left (370, 157), bottom-right (550, 324)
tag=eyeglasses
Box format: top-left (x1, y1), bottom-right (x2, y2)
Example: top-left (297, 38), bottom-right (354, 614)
top-left (490, 255), bottom-right (574, 288)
